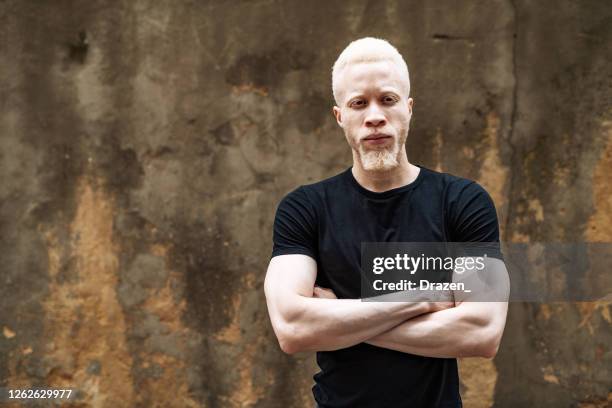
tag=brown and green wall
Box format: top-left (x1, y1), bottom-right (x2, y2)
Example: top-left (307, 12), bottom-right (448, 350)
top-left (1, 1), bottom-right (610, 407)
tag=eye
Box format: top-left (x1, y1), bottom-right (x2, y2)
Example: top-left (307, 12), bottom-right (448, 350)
top-left (349, 99), bottom-right (366, 108)
top-left (382, 95), bottom-right (398, 104)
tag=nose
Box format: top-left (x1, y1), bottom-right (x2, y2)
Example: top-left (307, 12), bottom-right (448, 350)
top-left (364, 103), bottom-right (387, 128)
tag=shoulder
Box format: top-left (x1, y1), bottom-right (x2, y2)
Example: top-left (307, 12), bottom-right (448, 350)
top-left (301, 168), bottom-right (347, 192)
top-left (435, 171), bottom-right (500, 240)
top-left (420, 167), bottom-right (493, 204)
top-left (281, 167), bottom-right (349, 205)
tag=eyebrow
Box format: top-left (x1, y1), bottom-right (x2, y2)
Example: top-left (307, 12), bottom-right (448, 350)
top-left (345, 88), bottom-right (401, 104)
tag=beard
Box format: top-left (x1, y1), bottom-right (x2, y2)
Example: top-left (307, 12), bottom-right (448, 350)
top-left (359, 145), bottom-right (399, 171)
top-left (352, 132), bottom-right (407, 172)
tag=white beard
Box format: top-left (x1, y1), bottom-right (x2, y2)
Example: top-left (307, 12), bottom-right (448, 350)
top-left (357, 140), bottom-right (401, 171)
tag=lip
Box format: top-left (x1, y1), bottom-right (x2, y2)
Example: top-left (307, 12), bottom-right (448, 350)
top-left (362, 133), bottom-right (392, 145)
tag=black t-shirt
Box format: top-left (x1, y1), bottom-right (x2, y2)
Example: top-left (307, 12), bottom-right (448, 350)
top-left (271, 165), bottom-right (502, 408)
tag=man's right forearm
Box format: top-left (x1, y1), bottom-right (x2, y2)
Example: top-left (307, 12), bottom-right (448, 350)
top-left (264, 255), bottom-right (453, 354)
top-left (276, 295), bottom-right (433, 354)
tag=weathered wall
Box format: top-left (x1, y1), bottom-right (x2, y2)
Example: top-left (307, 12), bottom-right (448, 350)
top-left (0, 1), bottom-right (610, 407)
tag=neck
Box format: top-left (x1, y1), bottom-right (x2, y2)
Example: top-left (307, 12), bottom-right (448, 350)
top-left (351, 149), bottom-right (420, 193)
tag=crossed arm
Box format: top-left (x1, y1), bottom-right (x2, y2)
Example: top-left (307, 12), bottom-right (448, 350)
top-left (264, 254), bottom-right (509, 358)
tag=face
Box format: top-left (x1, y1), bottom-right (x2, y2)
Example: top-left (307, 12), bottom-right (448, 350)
top-left (333, 60), bottom-right (413, 171)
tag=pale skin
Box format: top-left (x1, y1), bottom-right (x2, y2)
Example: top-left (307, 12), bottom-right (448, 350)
top-left (264, 59), bottom-right (509, 358)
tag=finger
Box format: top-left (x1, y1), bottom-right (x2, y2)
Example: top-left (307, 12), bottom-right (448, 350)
top-left (313, 287), bottom-right (336, 299)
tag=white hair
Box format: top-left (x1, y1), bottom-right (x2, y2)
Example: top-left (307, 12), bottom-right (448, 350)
top-left (332, 37), bottom-right (410, 105)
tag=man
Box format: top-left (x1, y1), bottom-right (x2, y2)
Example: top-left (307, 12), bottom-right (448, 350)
top-left (264, 37), bottom-right (509, 408)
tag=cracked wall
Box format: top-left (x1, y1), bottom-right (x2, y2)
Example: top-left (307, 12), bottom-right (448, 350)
top-left (1, 1), bottom-right (610, 407)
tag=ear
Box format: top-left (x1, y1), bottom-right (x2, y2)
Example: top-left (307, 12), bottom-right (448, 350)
top-left (332, 106), bottom-right (343, 127)
top-left (407, 97), bottom-right (414, 114)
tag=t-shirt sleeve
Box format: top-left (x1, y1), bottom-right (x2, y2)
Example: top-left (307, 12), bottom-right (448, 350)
top-left (447, 180), bottom-right (504, 260)
top-left (271, 186), bottom-right (318, 260)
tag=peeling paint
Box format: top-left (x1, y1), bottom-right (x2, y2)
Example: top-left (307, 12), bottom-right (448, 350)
top-left (541, 365), bottom-right (560, 384)
top-left (576, 301), bottom-right (612, 336)
top-left (40, 177), bottom-right (135, 405)
top-left (433, 127), bottom-right (443, 172)
top-left (224, 341), bottom-right (267, 408)
top-left (458, 358), bottom-right (497, 408)
top-left (577, 392), bottom-right (612, 408)
top-left (538, 304), bottom-right (552, 321)
top-left (478, 112), bottom-right (508, 212)
top-left (3, 327), bottom-right (16, 339)
top-left (528, 199), bottom-right (544, 222)
top-left (232, 84), bottom-right (269, 96)
top-left (586, 120), bottom-right (612, 242)
top-left (214, 293), bottom-right (242, 344)
top-left (213, 273), bottom-right (271, 407)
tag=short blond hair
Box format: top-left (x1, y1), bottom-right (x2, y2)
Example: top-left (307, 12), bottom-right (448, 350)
top-left (332, 37), bottom-right (410, 105)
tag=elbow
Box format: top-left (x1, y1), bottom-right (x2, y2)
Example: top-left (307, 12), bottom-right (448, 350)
top-left (277, 328), bottom-right (300, 355)
top-left (276, 322), bottom-right (308, 355)
top-left (279, 337), bottom-right (300, 355)
top-left (267, 303), bottom-right (314, 354)
top-left (478, 340), bottom-right (500, 359)
top-left (459, 324), bottom-right (502, 358)
top-left (474, 329), bottom-right (502, 359)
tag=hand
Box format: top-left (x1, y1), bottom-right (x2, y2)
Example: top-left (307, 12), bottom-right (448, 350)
top-left (429, 300), bottom-right (455, 312)
top-left (427, 290), bottom-right (455, 312)
top-left (313, 286), bottom-right (337, 299)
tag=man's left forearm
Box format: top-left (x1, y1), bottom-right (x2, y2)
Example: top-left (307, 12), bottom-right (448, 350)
top-left (366, 301), bottom-right (508, 359)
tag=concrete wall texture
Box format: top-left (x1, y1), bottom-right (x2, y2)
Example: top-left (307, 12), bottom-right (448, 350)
top-left (1, 1), bottom-right (610, 407)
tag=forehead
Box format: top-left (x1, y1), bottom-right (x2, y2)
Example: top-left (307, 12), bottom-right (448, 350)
top-left (339, 60), bottom-right (406, 97)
